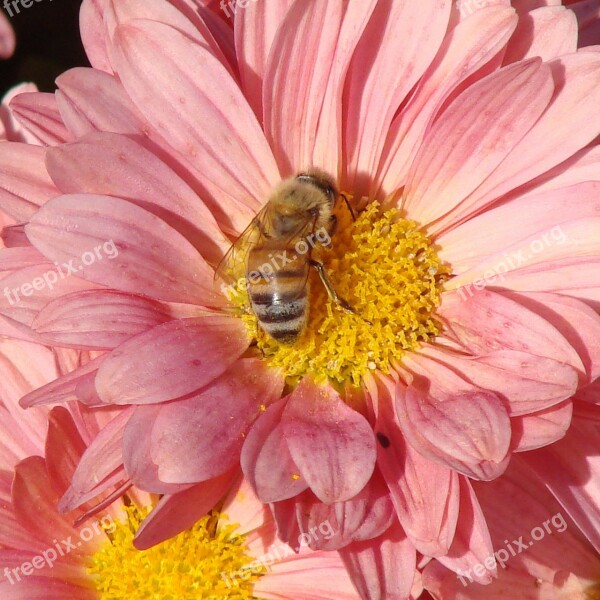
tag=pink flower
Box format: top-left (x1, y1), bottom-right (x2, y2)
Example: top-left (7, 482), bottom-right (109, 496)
top-left (0, 338), bottom-right (362, 599)
top-left (422, 404), bottom-right (600, 598)
top-left (2, 0), bottom-right (600, 597)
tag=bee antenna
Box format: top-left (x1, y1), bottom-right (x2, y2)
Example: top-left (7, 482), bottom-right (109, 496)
top-left (340, 193), bottom-right (356, 221)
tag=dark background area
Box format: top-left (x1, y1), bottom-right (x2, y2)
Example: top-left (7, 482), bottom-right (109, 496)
top-left (1, 0), bottom-right (89, 94)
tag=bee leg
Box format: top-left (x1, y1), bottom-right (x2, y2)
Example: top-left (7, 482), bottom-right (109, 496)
top-left (254, 320), bottom-right (266, 357)
top-left (309, 259), bottom-right (355, 314)
top-left (340, 193), bottom-right (356, 221)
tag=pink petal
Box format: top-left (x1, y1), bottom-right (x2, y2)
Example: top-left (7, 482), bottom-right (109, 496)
top-left (511, 400), bottom-right (573, 451)
top-left (262, 0), bottom-right (344, 174)
top-left (121, 404), bottom-right (191, 494)
top-left (103, 0), bottom-right (232, 69)
top-left (13, 457), bottom-right (81, 547)
top-left (133, 470), bottom-right (235, 550)
top-left (438, 289), bottom-right (584, 375)
top-left (440, 181), bottom-right (600, 277)
top-left (45, 407), bottom-right (88, 497)
top-left (519, 144), bottom-right (600, 196)
top-left (220, 476), bottom-right (269, 537)
top-left (79, 0), bottom-right (113, 72)
top-left (293, 475), bottom-right (395, 551)
top-left (1, 83), bottom-right (38, 144)
top-left (0, 547), bottom-right (90, 586)
top-left (503, 6), bottom-right (578, 63)
top-left (0, 246), bottom-right (47, 272)
top-left (435, 477), bottom-right (496, 585)
top-left (377, 5), bottom-right (518, 195)
top-left (0, 407), bottom-right (37, 470)
top-left (0, 142), bottom-right (59, 221)
top-left (474, 454), bottom-right (600, 580)
top-left (9, 92), bottom-right (71, 146)
top-left (196, 4), bottom-right (237, 74)
top-left (497, 257), bottom-right (600, 304)
top-left (0, 578), bottom-right (97, 600)
top-left (418, 344), bottom-right (578, 416)
top-left (344, 0), bottom-right (452, 196)
top-left (241, 396), bottom-right (309, 503)
top-left (32, 289), bottom-right (171, 349)
top-left (519, 416), bottom-right (600, 552)
top-left (20, 354), bottom-right (104, 409)
top-left (270, 498), bottom-right (302, 553)
top-left (1, 223), bottom-right (29, 247)
top-left (151, 359), bottom-right (284, 483)
top-left (501, 291), bottom-right (600, 384)
top-left (253, 550), bottom-right (361, 600)
top-left (0, 314), bottom-right (44, 345)
top-left (55, 67), bottom-right (153, 139)
top-left (350, 477), bottom-right (396, 545)
top-left (339, 521), bottom-right (417, 600)
top-left (403, 58), bottom-right (553, 229)
top-left (234, 0), bottom-right (296, 118)
top-left (111, 19), bottom-right (280, 233)
top-left (0, 263), bottom-right (101, 328)
top-left (45, 132), bottom-right (230, 265)
top-left (370, 375), bottom-right (460, 557)
top-left (0, 473), bottom-right (47, 552)
top-left (442, 52), bottom-right (600, 230)
top-left (395, 379), bottom-right (511, 481)
top-left (282, 377), bottom-right (377, 503)
top-left (95, 316), bottom-right (249, 405)
top-left (59, 407), bottom-right (133, 512)
top-left (312, 2), bottom-right (379, 176)
top-left (25, 193), bottom-right (222, 306)
top-left (0, 338), bottom-right (57, 450)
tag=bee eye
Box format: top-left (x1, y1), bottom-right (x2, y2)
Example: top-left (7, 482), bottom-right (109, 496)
top-left (308, 207), bottom-right (319, 217)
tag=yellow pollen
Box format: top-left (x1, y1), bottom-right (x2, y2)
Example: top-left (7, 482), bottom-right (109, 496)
top-left (87, 506), bottom-right (263, 599)
top-left (240, 201), bottom-right (448, 386)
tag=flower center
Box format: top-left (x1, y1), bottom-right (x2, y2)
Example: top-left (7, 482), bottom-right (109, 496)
top-left (87, 507), bottom-right (262, 599)
top-left (242, 201), bottom-right (448, 386)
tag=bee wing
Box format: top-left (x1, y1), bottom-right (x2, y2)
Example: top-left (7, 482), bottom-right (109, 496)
top-left (215, 205), bottom-right (270, 288)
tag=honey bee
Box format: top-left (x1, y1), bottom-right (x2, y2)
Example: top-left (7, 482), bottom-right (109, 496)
top-left (217, 168), bottom-right (354, 344)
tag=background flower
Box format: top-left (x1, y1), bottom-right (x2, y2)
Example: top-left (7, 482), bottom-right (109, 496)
top-left (1, 1), bottom-right (600, 598)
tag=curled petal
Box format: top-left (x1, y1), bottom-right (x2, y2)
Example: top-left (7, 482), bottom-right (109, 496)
top-left (241, 396), bottom-right (309, 503)
top-left (32, 290), bottom-right (171, 350)
top-left (95, 316), bottom-right (249, 405)
top-left (282, 377), bottom-right (377, 503)
top-left (339, 520), bottom-right (417, 600)
top-left (396, 380), bottom-right (511, 481)
top-left (511, 400), bottom-right (573, 452)
top-left (151, 359), bottom-right (284, 484)
top-left (134, 470), bottom-right (235, 550)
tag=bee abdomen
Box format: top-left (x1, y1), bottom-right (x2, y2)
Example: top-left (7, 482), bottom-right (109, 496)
top-left (250, 291), bottom-right (308, 344)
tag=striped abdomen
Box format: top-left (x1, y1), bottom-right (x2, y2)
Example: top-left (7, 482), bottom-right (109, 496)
top-left (247, 245), bottom-right (309, 344)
